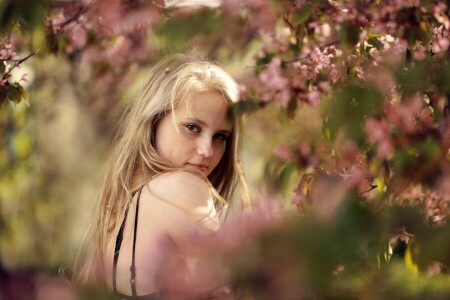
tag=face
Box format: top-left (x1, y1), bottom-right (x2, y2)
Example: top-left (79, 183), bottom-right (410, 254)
top-left (155, 91), bottom-right (232, 176)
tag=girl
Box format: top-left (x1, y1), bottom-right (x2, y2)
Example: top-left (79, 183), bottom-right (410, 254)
top-left (73, 54), bottom-right (250, 299)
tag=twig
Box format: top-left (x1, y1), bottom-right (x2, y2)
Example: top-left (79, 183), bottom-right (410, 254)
top-left (283, 13), bottom-right (296, 33)
top-left (1, 52), bottom-right (36, 80)
top-left (56, 5), bottom-right (87, 33)
top-left (247, 39), bottom-right (340, 69)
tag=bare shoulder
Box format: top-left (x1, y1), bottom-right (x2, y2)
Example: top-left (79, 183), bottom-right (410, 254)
top-left (147, 170), bottom-right (211, 210)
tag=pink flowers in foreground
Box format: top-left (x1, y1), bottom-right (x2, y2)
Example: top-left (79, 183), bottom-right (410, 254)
top-left (155, 201), bottom-right (283, 298)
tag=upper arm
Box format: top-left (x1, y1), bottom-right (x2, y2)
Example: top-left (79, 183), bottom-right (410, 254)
top-left (146, 171), bottom-right (219, 239)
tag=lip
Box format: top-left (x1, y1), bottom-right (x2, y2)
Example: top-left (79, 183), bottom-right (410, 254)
top-left (186, 163), bottom-right (209, 173)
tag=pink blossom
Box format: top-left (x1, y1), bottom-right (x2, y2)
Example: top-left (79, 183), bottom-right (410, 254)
top-left (389, 227), bottom-right (414, 245)
top-left (275, 145), bottom-right (291, 161)
top-left (365, 118), bottom-right (394, 159)
top-left (259, 58), bottom-right (289, 90)
top-left (221, 0), bottom-right (241, 18)
top-left (306, 90), bottom-right (321, 107)
top-left (275, 89), bottom-right (290, 107)
top-left (385, 96), bottom-right (424, 133)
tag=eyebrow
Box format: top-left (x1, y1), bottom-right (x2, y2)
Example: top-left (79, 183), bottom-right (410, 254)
top-left (185, 118), bottom-right (232, 134)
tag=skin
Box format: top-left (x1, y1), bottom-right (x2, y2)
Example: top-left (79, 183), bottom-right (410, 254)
top-left (155, 91), bottom-right (232, 176)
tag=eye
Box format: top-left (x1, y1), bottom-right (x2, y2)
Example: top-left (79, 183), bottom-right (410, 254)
top-left (214, 133), bottom-right (229, 142)
top-left (185, 124), bottom-right (200, 133)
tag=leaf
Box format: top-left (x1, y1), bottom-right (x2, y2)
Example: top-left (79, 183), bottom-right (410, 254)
top-left (229, 100), bottom-right (260, 117)
top-left (155, 9), bottom-right (222, 51)
top-left (396, 60), bottom-right (429, 97)
top-left (17, 84), bottom-right (28, 100)
top-left (7, 84), bottom-right (22, 104)
top-left (435, 62), bottom-right (450, 95)
top-left (0, 85), bottom-right (7, 107)
top-left (256, 52), bottom-right (275, 67)
top-left (367, 37), bottom-right (382, 50)
top-left (322, 83), bottom-right (382, 146)
top-left (321, 117), bottom-right (334, 142)
top-left (280, 163), bottom-right (296, 189)
top-left (292, 5), bottom-right (312, 27)
top-left (404, 241), bottom-right (419, 275)
top-left (12, 131), bottom-right (32, 159)
top-left (340, 22), bottom-right (360, 50)
top-left (0, 61), bottom-right (5, 74)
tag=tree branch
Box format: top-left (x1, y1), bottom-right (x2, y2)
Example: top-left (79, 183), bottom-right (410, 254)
top-left (56, 5), bottom-right (87, 32)
top-left (247, 39), bottom-right (340, 69)
top-left (1, 52), bottom-right (36, 80)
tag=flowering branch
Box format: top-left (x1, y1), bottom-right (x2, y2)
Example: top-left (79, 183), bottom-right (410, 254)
top-left (1, 51), bottom-right (35, 81)
top-left (249, 39), bottom-right (340, 69)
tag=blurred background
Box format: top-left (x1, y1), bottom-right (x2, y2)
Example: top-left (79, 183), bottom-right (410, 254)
top-left (1, 0), bottom-right (450, 299)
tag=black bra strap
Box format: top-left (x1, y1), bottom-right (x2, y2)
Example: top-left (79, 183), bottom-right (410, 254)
top-left (130, 187), bottom-right (142, 296)
top-left (112, 187), bottom-right (144, 295)
top-left (113, 203), bottom-right (129, 293)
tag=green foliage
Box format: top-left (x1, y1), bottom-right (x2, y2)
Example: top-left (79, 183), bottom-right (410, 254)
top-left (7, 84), bottom-right (27, 104)
top-left (340, 22), bottom-right (360, 51)
top-left (0, 0), bottom-right (46, 33)
top-left (396, 59), bottom-right (430, 97)
top-left (229, 99), bottom-right (261, 117)
top-left (155, 9), bottom-right (222, 52)
top-left (292, 4), bottom-right (312, 27)
top-left (322, 83), bottom-right (382, 146)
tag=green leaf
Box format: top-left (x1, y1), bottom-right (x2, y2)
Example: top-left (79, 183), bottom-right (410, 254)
top-left (7, 84), bottom-right (22, 104)
top-left (0, 62), bottom-right (5, 74)
top-left (17, 84), bottom-right (28, 100)
top-left (321, 117), bottom-right (334, 142)
top-left (394, 150), bottom-right (415, 177)
top-left (322, 83), bottom-right (382, 146)
top-left (229, 100), bottom-right (260, 117)
top-left (155, 9), bottom-right (222, 51)
top-left (396, 60), bottom-right (429, 97)
top-left (340, 22), bottom-right (360, 50)
top-left (293, 5), bottom-right (312, 27)
top-left (435, 62), bottom-right (450, 95)
top-left (280, 163), bottom-right (296, 189)
top-left (367, 37), bottom-right (383, 50)
top-left (256, 52), bottom-right (275, 67)
top-left (0, 85), bottom-right (7, 107)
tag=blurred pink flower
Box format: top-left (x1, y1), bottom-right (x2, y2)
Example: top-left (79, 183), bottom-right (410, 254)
top-left (275, 145), bottom-right (291, 161)
top-left (306, 90), bottom-right (321, 107)
top-left (365, 118), bottom-right (394, 159)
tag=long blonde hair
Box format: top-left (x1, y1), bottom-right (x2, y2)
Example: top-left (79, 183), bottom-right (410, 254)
top-left (72, 54), bottom-right (250, 284)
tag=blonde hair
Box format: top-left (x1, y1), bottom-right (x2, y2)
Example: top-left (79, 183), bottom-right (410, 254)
top-left (72, 54), bottom-right (250, 284)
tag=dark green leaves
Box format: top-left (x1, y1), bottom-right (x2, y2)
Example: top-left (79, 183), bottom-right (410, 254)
top-left (340, 22), bottom-right (360, 51)
top-left (0, 0), bottom-right (46, 34)
top-left (229, 100), bottom-right (261, 117)
top-left (6, 83), bottom-right (28, 105)
top-left (292, 4), bottom-right (312, 27)
top-left (322, 83), bottom-right (382, 146)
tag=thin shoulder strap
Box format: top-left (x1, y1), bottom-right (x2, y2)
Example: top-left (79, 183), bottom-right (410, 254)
top-left (112, 203), bottom-right (130, 293)
top-left (112, 186), bottom-right (144, 295)
top-left (130, 187), bottom-right (143, 296)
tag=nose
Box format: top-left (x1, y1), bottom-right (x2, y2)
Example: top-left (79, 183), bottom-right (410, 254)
top-left (197, 137), bottom-right (213, 158)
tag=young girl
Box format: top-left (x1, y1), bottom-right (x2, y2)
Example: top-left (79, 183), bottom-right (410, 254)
top-left (73, 54), bottom-right (250, 299)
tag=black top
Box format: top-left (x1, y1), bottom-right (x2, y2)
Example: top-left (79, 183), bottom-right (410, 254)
top-left (112, 187), bottom-right (161, 300)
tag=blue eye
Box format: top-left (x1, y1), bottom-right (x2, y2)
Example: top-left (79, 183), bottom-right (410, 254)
top-left (185, 124), bottom-right (200, 132)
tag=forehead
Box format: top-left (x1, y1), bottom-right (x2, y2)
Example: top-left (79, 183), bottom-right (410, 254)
top-left (175, 91), bottom-right (232, 128)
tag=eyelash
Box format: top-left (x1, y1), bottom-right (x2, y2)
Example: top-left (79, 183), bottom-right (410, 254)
top-left (184, 124), bottom-right (229, 142)
top-left (185, 124), bottom-right (199, 132)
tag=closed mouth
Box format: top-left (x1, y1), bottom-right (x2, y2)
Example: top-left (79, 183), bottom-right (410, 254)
top-left (186, 163), bottom-right (209, 173)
